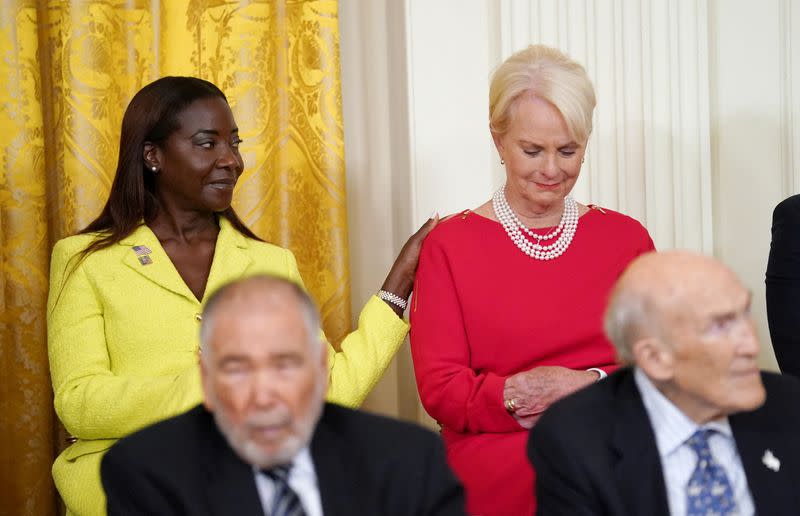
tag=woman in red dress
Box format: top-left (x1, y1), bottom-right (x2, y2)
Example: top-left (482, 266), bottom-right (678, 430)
top-left (410, 45), bottom-right (655, 515)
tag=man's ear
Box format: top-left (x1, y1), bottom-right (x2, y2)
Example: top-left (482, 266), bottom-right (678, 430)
top-left (319, 340), bottom-right (329, 369)
top-left (143, 142), bottom-right (159, 170)
top-left (632, 336), bottom-right (675, 382)
top-left (318, 339), bottom-right (330, 386)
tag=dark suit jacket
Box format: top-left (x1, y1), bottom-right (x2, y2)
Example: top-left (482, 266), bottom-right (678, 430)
top-left (101, 403), bottom-right (465, 515)
top-left (767, 194), bottom-right (800, 376)
top-left (528, 368), bottom-right (800, 516)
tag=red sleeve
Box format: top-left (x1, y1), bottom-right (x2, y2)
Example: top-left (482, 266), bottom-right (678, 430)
top-left (598, 220), bottom-right (655, 377)
top-left (566, 218), bottom-right (655, 378)
top-left (640, 225), bottom-right (656, 254)
top-left (410, 230), bottom-right (520, 434)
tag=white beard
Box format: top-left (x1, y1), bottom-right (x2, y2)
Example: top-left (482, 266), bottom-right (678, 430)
top-left (210, 379), bottom-right (325, 469)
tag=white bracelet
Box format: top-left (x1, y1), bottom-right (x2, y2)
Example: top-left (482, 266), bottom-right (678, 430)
top-left (587, 367), bottom-right (607, 380)
top-left (377, 289), bottom-right (408, 311)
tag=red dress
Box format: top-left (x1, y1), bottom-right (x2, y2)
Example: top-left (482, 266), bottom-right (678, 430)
top-left (410, 207), bottom-right (655, 515)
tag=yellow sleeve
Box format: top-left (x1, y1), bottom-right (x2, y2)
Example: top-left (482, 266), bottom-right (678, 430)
top-left (282, 250), bottom-right (409, 408)
top-left (47, 239), bottom-right (203, 439)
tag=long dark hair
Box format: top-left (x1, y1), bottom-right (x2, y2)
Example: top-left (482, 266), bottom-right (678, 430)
top-left (79, 76), bottom-right (262, 257)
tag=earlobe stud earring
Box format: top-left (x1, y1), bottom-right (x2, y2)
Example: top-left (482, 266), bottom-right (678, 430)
top-left (151, 166), bottom-right (158, 172)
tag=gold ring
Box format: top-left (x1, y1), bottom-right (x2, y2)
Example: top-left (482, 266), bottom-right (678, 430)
top-left (504, 398), bottom-right (517, 413)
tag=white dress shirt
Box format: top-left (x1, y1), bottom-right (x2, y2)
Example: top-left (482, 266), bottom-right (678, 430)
top-left (253, 447), bottom-right (323, 516)
top-left (634, 368), bottom-right (754, 516)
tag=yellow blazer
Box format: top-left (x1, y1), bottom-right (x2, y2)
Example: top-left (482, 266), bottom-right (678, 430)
top-left (47, 218), bottom-right (408, 516)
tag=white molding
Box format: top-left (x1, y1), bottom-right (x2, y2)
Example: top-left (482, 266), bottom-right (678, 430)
top-left (781, 0), bottom-right (800, 197)
top-left (793, 0), bottom-right (800, 196)
top-left (404, 0), bottom-right (420, 225)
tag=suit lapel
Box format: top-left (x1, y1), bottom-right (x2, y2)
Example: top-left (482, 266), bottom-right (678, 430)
top-left (611, 372), bottom-right (671, 516)
top-left (311, 405), bottom-right (359, 516)
top-left (203, 218), bottom-right (253, 301)
top-left (118, 218), bottom-right (253, 304)
top-left (119, 224), bottom-right (197, 302)
top-left (731, 410), bottom-right (794, 514)
top-left (201, 409), bottom-right (265, 516)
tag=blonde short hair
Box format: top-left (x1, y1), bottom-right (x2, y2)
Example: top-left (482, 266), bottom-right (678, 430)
top-left (489, 45), bottom-right (596, 143)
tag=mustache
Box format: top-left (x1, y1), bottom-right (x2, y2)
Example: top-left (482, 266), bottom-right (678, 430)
top-left (243, 409), bottom-right (291, 429)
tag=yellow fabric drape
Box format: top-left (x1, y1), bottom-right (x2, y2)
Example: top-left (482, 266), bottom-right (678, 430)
top-left (0, 1), bottom-right (350, 514)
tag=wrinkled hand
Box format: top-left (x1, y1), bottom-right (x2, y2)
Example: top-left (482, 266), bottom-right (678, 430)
top-left (379, 215), bottom-right (442, 316)
top-left (503, 366), bottom-right (598, 429)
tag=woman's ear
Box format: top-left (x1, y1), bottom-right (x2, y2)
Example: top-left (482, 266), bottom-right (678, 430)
top-left (143, 142), bottom-right (159, 170)
top-left (632, 337), bottom-right (675, 382)
top-left (491, 128), bottom-right (505, 155)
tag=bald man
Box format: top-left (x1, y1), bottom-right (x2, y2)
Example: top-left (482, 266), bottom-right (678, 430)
top-left (528, 251), bottom-right (800, 516)
top-left (101, 275), bottom-right (465, 516)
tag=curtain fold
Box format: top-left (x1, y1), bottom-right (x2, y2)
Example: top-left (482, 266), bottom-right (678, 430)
top-left (0, 1), bottom-right (349, 513)
top-left (0, 2), bottom-right (55, 514)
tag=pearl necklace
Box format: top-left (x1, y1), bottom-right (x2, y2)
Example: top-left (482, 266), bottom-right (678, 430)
top-left (492, 185), bottom-right (579, 260)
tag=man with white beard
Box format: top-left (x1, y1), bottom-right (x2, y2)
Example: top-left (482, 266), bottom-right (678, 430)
top-left (101, 275), bottom-right (465, 516)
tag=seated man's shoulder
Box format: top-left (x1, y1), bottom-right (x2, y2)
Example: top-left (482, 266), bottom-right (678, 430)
top-left (322, 403), bottom-right (441, 450)
top-left (538, 369), bottom-right (625, 432)
top-left (318, 404), bottom-right (465, 515)
top-left (751, 372), bottom-right (800, 424)
top-left (763, 370), bottom-right (800, 389)
top-left (107, 405), bottom-right (208, 462)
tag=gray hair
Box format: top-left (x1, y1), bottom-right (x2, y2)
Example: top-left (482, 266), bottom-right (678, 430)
top-left (603, 285), bottom-right (658, 365)
top-left (199, 275), bottom-right (322, 362)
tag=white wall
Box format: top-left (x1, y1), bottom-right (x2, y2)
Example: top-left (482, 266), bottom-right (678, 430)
top-left (340, 0), bottom-right (795, 419)
top-left (709, 0), bottom-right (799, 370)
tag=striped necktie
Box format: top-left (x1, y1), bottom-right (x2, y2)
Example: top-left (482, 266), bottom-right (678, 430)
top-left (263, 464), bottom-right (306, 516)
top-left (685, 429), bottom-right (736, 516)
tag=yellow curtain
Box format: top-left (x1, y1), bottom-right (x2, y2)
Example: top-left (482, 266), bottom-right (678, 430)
top-left (0, 1), bottom-right (350, 513)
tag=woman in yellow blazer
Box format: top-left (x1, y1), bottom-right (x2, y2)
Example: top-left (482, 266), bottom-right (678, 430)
top-left (47, 77), bottom-right (435, 516)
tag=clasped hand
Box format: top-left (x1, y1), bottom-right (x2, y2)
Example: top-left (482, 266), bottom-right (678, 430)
top-left (503, 366), bottom-right (598, 429)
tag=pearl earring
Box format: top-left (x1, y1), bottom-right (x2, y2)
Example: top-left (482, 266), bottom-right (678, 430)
top-left (151, 166), bottom-right (158, 172)
top-left (500, 159), bottom-right (505, 165)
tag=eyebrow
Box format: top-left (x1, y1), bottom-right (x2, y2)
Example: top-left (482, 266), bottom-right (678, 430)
top-left (192, 128), bottom-right (240, 137)
top-left (217, 355), bottom-right (249, 368)
top-left (518, 140), bottom-right (579, 148)
top-left (708, 291), bottom-right (753, 319)
top-left (216, 350), bottom-right (304, 364)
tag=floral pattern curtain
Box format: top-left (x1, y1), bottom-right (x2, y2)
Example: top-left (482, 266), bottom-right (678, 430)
top-left (0, 1), bottom-right (350, 513)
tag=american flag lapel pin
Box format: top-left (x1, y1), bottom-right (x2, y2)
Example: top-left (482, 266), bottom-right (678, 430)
top-left (133, 245), bottom-right (153, 265)
top-left (132, 245), bottom-right (152, 256)
top-left (762, 449), bottom-right (780, 472)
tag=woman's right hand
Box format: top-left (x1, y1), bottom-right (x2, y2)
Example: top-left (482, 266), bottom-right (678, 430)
top-left (379, 215), bottom-right (441, 316)
top-left (503, 366), bottom-right (598, 429)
